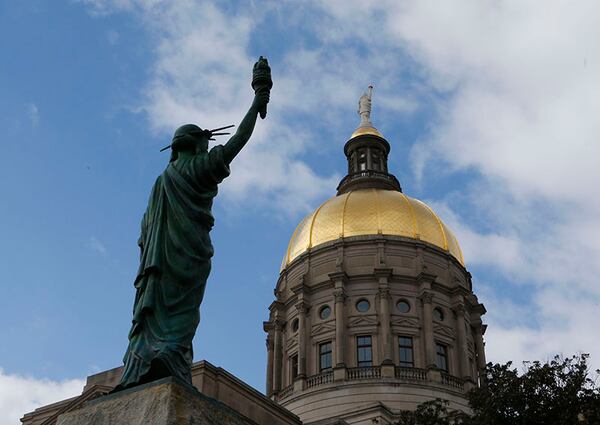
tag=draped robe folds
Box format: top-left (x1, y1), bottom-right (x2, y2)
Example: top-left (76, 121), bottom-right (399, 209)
top-left (116, 145), bottom-right (230, 390)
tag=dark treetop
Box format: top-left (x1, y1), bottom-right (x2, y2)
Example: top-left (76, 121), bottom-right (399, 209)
top-left (114, 57), bottom-right (272, 391)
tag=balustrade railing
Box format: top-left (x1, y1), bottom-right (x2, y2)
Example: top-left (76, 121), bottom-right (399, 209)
top-left (347, 366), bottom-right (381, 380)
top-left (306, 370), bottom-right (334, 389)
top-left (395, 366), bottom-right (428, 381)
top-left (289, 367), bottom-right (464, 393)
top-left (441, 372), bottom-right (464, 389)
top-left (277, 383), bottom-right (294, 400)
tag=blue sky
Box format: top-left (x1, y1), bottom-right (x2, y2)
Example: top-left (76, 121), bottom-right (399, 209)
top-left (1, 1), bottom-right (600, 423)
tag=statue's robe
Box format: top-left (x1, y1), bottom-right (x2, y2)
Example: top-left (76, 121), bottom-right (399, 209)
top-left (116, 146), bottom-right (230, 390)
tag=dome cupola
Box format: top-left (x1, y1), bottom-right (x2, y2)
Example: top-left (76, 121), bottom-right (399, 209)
top-left (337, 86), bottom-right (401, 194)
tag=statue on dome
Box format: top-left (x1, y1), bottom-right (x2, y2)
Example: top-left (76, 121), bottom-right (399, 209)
top-left (114, 57), bottom-right (272, 392)
top-left (358, 85), bottom-right (373, 127)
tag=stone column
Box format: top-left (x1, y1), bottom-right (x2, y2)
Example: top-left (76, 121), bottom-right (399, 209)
top-left (420, 291), bottom-right (435, 368)
top-left (379, 287), bottom-right (392, 363)
top-left (375, 268), bottom-right (393, 367)
top-left (333, 289), bottom-right (347, 368)
top-left (473, 323), bottom-right (487, 384)
top-left (296, 302), bottom-right (308, 378)
top-left (329, 272), bottom-right (348, 382)
top-left (453, 303), bottom-right (470, 379)
top-left (272, 320), bottom-right (283, 393)
top-left (265, 335), bottom-right (274, 396)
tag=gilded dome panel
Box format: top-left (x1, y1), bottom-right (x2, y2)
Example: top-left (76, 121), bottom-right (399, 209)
top-left (441, 221), bottom-right (464, 265)
top-left (351, 125), bottom-right (384, 139)
top-left (378, 189), bottom-right (415, 238)
top-left (311, 192), bottom-right (348, 247)
top-left (344, 190), bottom-right (379, 237)
top-left (286, 213), bottom-right (313, 263)
top-left (410, 198), bottom-right (446, 250)
top-left (282, 189), bottom-right (464, 270)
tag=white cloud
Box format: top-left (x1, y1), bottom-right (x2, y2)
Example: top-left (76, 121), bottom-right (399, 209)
top-left (87, 236), bottom-right (107, 256)
top-left (27, 103), bottom-right (39, 127)
top-left (0, 369), bottom-right (84, 425)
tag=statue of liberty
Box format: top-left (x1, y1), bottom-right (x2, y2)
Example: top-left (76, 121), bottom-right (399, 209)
top-left (114, 57), bottom-right (272, 391)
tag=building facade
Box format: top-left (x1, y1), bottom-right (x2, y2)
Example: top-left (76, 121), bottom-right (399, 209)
top-left (263, 89), bottom-right (487, 424)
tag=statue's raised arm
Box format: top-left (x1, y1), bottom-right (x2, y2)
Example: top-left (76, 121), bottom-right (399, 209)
top-left (223, 56), bottom-right (272, 164)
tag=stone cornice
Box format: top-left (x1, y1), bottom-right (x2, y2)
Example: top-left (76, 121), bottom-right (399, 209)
top-left (328, 271), bottom-right (349, 284)
top-left (269, 300), bottom-right (285, 314)
top-left (416, 271), bottom-right (437, 285)
top-left (374, 267), bottom-right (393, 280)
top-left (291, 274), bottom-right (312, 296)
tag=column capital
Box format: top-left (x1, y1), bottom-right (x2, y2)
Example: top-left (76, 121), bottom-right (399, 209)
top-left (272, 318), bottom-right (285, 331)
top-left (295, 301), bottom-right (310, 314)
top-left (452, 302), bottom-right (466, 316)
top-left (419, 291), bottom-right (434, 304)
top-left (377, 286), bottom-right (391, 300)
top-left (333, 289), bottom-right (347, 303)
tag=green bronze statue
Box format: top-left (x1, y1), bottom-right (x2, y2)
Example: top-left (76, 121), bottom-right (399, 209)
top-left (115, 57), bottom-right (272, 391)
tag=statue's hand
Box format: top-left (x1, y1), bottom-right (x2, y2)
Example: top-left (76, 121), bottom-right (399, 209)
top-left (252, 91), bottom-right (270, 111)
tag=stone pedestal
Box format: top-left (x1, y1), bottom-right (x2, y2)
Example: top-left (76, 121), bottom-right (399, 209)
top-left (56, 377), bottom-right (257, 425)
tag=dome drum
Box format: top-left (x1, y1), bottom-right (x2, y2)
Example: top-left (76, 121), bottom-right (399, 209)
top-left (264, 232), bottom-right (486, 422)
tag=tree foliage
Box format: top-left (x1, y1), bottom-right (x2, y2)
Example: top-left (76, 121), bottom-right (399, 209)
top-left (467, 354), bottom-right (600, 425)
top-left (397, 354), bottom-right (600, 425)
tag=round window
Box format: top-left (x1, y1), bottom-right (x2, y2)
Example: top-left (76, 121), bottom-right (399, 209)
top-left (356, 299), bottom-right (370, 312)
top-left (397, 300), bottom-right (411, 313)
top-left (291, 318), bottom-right (299, 332)
top-left (433, 307), bottom-right (444, 321)
top-left (319, 305), bottom-right (331, 320)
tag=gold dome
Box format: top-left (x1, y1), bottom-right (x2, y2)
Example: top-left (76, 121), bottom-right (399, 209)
top-left (282, 189), bottom-right (464, 269)
top-left (351, 125), bottom-right (384, 139)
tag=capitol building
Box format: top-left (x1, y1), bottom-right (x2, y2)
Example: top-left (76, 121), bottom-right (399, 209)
top-left (22, 91), bottom-right (487, 425)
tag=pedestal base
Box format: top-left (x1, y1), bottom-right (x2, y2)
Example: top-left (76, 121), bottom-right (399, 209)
top-left (56, 377), bottom-right (257, 425)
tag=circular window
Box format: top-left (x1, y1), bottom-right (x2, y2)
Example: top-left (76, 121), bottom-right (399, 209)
top-left (319, 305), bottom-right (331, 320)
top-left (291, 318), bottom-right (299, 332)
top-left (433, 307), bottom-right (444, 322)
top-left (356, 299), bottom-right (370, 312)
top-left (397, 300), bottom-right (411, 313)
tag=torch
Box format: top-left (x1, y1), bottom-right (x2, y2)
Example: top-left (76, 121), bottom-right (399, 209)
top-left (252, 56), bottom-right (272, 119)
